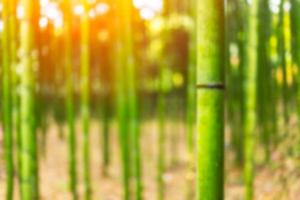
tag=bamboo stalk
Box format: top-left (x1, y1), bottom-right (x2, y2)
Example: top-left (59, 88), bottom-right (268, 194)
top-left (186, 0), bottom-right (196, 169)
top-left (2, 0), bottom-right (14, 198)
top-left (291, 0), bottom-right (300, 151)
top-left (114, 17), bottom-right (131, 200)
top-left (243, 0), bottom-right (259, 199)
top-left (257, 0), bottom-right (272, 162)
top-left (278, 0), bottom-right (289, 128)
top-left (19, 0), bottom-right (38, 198)
top-left (8, 0), bottom-right (21, 188)
top-left (122, 3), bottom-right (143, 200)
top-left (116, 0), bottom-right (142, 199)
top-left (196, 0), bottom-right (225, 199)
top-left (101, 95), bottom-right (110, 176)
top-left (156, 2), bottom-right (169, 199)
top-left (80, 0), bottom-right (92, 199)
top-left (157, 65), bottom-right (166, 200)
top-left (63, 0), bottom-right (78, 199)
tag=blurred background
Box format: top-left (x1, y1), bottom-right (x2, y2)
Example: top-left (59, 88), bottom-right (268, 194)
top-left (0, 0), bottom-right (300, 199)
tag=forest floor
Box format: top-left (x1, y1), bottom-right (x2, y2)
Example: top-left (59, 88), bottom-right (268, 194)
top-left (0, 118), bottom-right (300, 200)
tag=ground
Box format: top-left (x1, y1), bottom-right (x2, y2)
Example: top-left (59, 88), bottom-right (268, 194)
top-left (0, 119), bottom-right (300, 199)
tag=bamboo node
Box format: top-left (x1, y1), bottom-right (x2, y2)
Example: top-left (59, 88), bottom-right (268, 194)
top-left (196, 83), bottom-right (225, 90)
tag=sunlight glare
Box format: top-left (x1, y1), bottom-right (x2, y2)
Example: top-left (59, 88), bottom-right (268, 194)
top-left (44, 3), bottom-right (60, 21)
top-left (39, 17), bottom-right (48, 29)
top-left (40, 2), bottom-right (63, 31)
top-left (133, 0), bottom-right (163, 12)
top-left (40, 0), bottom-right (49, 7)
top-left (140, 8), bottom-right (155, 20)
top-left (88, 0), bottom-right (97, 4)
top-left (17, 5), bottom-right (24, 19)
top-left (54, 17), bottom-right (63, 29)
top-left (74, 5), bottom-right (84, 16)
top-left (133, 0), bottom-right (163, 20)
top-left (95, 3), bottom-right (109, 15)
top-left (284, 1), bottom-right (291, 11)
top-left (0, 20), bottom-right (3, 33)
top-left (89, 10), bottom-right (96, 18)
top-left (270, 0), bottom-right (280, 13)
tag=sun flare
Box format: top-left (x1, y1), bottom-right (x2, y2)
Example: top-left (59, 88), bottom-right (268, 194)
top-left (134, 0), bottom-right (163, 19)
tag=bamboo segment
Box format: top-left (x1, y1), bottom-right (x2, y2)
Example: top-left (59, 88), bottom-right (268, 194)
top-left (115, 0), bottom-right (142, 199)
top-left (63, 0), bottom-right (78, 199)
top-left (278, 0), bottom-right (289, 128)
top-left (101, 95), bottom-right (110, 176)
top-left (115, 17), bottom-right (131, 200)
top-left (257, 0), bottom-right (272, 162)
top-left (9, 0), bottom-right (21, 187)
top-left (2, 0), bottom-right (14, 199)
top-left (196, 0), bottom-right (225, 199)
top-left (80, 0), bottom-right (92, 199)
top-left (186, 1), bottom-right (197, 198)
top-left (243, 0), bottom-right (259, 199)
top-left (19, 0), bottom-right (38, 199)
top-left (291, 0), bottom-right (300, 148)
top-left (121, 1), bottom-right (142, 199)
top-left (157, 67), bottom-right (166, 200)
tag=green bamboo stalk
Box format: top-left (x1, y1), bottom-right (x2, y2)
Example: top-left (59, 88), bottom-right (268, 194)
top-left (278, 0), bottom-right (289, 128)
top-left (282, 0), bottom-right (293, 119)
top-left (32, 2), bottom-right (40, 197)
top-left (124, 14), bottom-right (142, 200)
top-left (157, 64), bottom-right (166, 200)
top-left (186, 0), bottom-right (196, 167)
top-left (288, 0), bottom-right (298, 109)
top-left (8, 0), bottom-right (21, 186)
top-left (257, 0), bottom-right (272, 162)
top-left (19, 0), bottom-right (38, 198)
top-left (290, 0), bottom-right (300, 72)
top-left (270, 12), bottom-right (280, 146)
top-left (116, 93), bottom-right (131, 200)
top-left (290, 0), bottom-right (300, 153)
top-left (118, 0), bottom-right (142, 199)
top-left (101, 95), bottom-right (110, 176)
top-left (236, 0), bottom-right (247, 163)
top-left (63, 0), bottom-right (78, 199)
top-left (2, 0), bottom-right (14, 199)
top-left (236, 37), bottom-right (245, 165)
top-left (196, 0), bottom-right (225, 199)
top-left (156, 3), bottom-right (170, 199)
top-left (186, 2), bottom-right (197, 197)
top-left (114, 13), bottom-right (131, 200)
top-left (243, 0), bottom-right (259, 199)
top-left (80, 0), bottom-right (91, 199)
top-left (169, 94), bottom-right (179, 166)
top-left (226, 0), bottom-right (246, 166)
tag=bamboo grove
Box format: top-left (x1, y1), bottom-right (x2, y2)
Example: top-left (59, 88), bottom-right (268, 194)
top-left (1, 0), bottom-right (300, 199)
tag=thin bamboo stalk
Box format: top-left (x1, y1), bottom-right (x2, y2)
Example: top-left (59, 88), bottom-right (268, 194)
top-left (63, 0), bottom-right (78, 199)
top-left (2, 0), bottom-right (14, 198)
top-left (291, 0), bottom-right (300, 148)
top-left (243, 0), bottom-right (259, 199)
top-left (80, 0), bottom-right (92, 199)
top-left (19, 0), bottom-right (38, 198)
